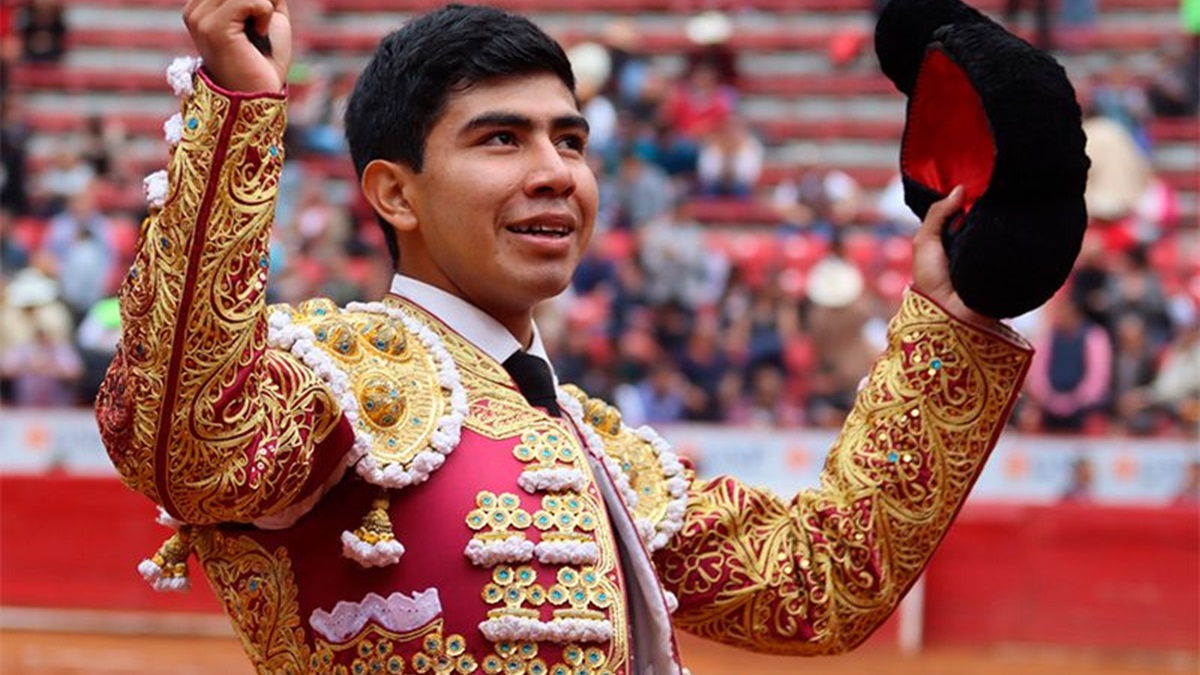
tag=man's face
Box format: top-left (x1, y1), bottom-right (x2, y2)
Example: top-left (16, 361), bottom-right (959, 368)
top-left (397, 72), bottom-right (597, 330)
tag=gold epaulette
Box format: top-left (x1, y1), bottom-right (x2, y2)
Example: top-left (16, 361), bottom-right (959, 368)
top-left (560, 385), bottom-right (690, 552)
top-left (268, 298), bottom-right (467, 486)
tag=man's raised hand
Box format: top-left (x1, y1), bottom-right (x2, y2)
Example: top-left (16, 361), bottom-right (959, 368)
top-left (183, 0), bottom-right (292, 93)
top-left (911, 185), bottom-right (1003, 330)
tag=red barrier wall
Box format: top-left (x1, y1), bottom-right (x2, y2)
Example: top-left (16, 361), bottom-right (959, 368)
top-left (0, 475), bottom-right (222, 614)
top-left (925, 504), bottom-right (1200, 651)
top-left (1, 476), bottom-right (1196, 652)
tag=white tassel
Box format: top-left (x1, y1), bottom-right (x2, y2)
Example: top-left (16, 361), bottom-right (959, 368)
top-left (163, 112), bottom-right (184, 146)
top-left (138, 530), bottom-right (191, 592)
top-left (464, 536), bottom-right (535, 567)
top-left (341, 494), bottom-right (404, 568)
top-left (341, 530), bottom-right (405, 568)
top-left (166, 56), bottom-right (202, 97)
top-left (143, 170), bottom-right (168, 209)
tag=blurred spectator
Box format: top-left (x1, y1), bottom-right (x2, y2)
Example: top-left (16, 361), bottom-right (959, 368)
top-left (34, 143), bottom-right (95, 216)
top-left (683, 11), bottom-right (738, 87)
top-left (677, 312), bottom-right (730, 421)
top-left (1, 215), bottom-right (31, 273)
top-left (1082, 113), bottom-right (1151, 225)
top-left (1120, 318), bottom-right (1200, 434)
top-left (1146, 37), bottom-right (1200, 117)
top-left (1, 323), bottom-right (82, 406)
top-left (0, 3), bottom-right (18, 91)
top-left (0, 267), bottom-right (80, 406)
top-left (76, 295), bottom-right (120, 403)
top-left (1069, 233), bottom-right (1112, 327)
top-left (1026, 298), bottom-right (1113, 432)
top-left (288, 181), bottom-right (352, 262)
top-left (772, 148), bottom-right (863, 240)
top-left (725, 272), bottom-right (799, 375)
top-left (639, 200), bottom-right (729, 311)
top-left (874, 172), bottom-right (922, 237)
top-left (568, 42), bottom-right (618, 162)
top-left (79, 113), bottom-right (127, 180)
top-left (697, 116), bottom-right (763, 199)
top-left (1088, 66), bottom-right (1152, 152)
top-left (661, 60), bottom-right (736, 142)
top-left (630, 360), bottom-right (688, 425)
top-left (16, 0), bottom-right (66, 64)
top-left (306, 70), bottom-right (354, 156)
top-left (1104, 245), bottom-right (1174, 350)
top-left (1059, 456), bottom-right (1095, 502)
top-left (611, 147), bottom-right (674, 231)
top-left (39, 186), bottom-right (116, 318)
top-left (1005, 0), bottom-right (1053, 50)
top-left (1056, 0), bottom-right (1098, 51)
top-left (727, 363), bottom-right (803, 427)
top-left (1109, 314), bottom-right (1159, 434)
top-left (1173, 460), bottom-right (1200, 504)
top-left (600, 19), bottom-right (655, 119)
top-left (0, 93), bottom-right (31, 215)
top-left (803, 253), bottom-right (875, 427)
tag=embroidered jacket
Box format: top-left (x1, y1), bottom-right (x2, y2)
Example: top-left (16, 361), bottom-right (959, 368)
top-left (95, 65), bottom-right (1033, 674)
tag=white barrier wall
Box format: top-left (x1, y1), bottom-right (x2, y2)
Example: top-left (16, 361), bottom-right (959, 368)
top-left (1, 410), bottom-right (1196, 503)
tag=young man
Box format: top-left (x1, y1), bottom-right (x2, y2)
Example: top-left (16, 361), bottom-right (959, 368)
top-left (96, 2), bottom-right (1032, 673)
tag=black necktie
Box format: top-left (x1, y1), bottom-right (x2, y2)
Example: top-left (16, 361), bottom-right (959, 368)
top-left (502, 351), bottom-right (561, 416)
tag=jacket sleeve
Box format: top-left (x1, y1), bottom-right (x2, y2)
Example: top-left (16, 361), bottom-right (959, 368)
top-left (94, 70), bottom-right (353, 525)
top-left (653, 289), bottom-right (1033, 654)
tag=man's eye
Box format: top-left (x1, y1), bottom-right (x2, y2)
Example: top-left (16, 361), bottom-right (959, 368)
top-left (557, 135), bottom-right (587, 153)
top-left (484, 132), bottom-right (517, 146)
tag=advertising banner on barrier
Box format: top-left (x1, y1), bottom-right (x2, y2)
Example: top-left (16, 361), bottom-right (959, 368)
top-left (0, 410), bottom-right (1196, 504)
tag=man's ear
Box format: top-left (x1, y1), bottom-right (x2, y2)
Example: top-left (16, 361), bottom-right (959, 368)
top-left (361, 159), bottom-right (419, 233)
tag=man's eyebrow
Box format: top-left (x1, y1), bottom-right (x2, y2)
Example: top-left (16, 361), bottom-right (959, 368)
top-left (551, 114), bottom-right (590, 135)
top-left (460, 112), bottom-right (590, 136)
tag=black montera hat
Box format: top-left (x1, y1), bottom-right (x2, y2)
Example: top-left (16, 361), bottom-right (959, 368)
top-left (875, 0), bottom-right (1090, 318)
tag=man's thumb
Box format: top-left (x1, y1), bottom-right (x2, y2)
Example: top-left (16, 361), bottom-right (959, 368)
top-left (919, 185), bottom-right (964, 239)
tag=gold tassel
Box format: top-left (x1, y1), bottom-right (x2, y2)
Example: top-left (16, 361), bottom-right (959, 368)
top-left (138, 527), bottom-right (192, 591)
top-left (342, 492), bottom-right (405, 567)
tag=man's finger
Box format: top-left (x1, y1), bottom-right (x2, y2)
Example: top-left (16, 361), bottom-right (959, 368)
top-left (249, 0), bottom-right (275, 34)
top-left (918, 184), bottom-right (964, 240)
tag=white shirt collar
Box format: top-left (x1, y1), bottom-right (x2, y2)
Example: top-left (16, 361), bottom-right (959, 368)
top-left (389, 274), bottom-right (554, 374)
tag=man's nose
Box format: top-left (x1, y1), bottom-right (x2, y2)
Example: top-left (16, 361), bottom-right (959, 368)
top-left (525, 140), bottom-right (576, 198)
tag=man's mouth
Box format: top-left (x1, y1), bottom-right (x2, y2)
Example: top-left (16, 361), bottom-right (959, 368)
top-left (506, 216), bottom-right (575, 238)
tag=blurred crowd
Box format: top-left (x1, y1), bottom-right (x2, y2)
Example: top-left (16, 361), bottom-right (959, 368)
top-left (0, 3), bottom-right (1197, 438)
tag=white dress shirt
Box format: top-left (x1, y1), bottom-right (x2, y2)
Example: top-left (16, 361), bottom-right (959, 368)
top-left (389, 274), bottom-right (556, 382)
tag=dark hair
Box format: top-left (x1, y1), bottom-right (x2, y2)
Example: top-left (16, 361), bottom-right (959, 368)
top-left (344, 4), bottom-right (576, 266)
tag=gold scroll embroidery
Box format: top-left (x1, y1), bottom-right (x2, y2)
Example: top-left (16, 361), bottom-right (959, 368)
top-left (283, 298), bottom-right (449, 468)
top-left (192, 529), bottom-right (311, 673)
top-left (378, 297), bottom-right (545, 442)
top-left (98, 75), bottom-right (343, 524)
top-left (563, 389), bottom-right (675, 530)
top-left (655, 290), bottom-right (1032, 654)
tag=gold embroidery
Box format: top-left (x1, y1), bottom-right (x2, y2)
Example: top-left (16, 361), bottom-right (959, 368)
top-left (656, 290), bottom-right (1033, 654)
top-left (546, 567), bottom-right (616, 620)
top-left (411, 632), bottom-right (477, 674)
top-left (310, 619), bottom-right (461, 675)
top-left (482, 565), bottom-right (546, 618)
top-left (191, 529), bottom-right (311, 673)
top-left (372, 298), bottom-right (630, 673)
top-left (513, 430), bottom-right (581, 469)
top-left (480, 641), bottom-right (546, 675)
top-left (551, 646), bottom-right (611, 675)
top-left (532, 493), bottom-right (598, 548)
top-left (285, 299), bottom-right (451, 469)
top-left (562, 387), bottom-right (675, 533)
top-left (97, 75), bottom-right (344, 524)
top-left (468, 492), bottom-right (534, 533)
top-left (378, 297), bottom-right (547, 441)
